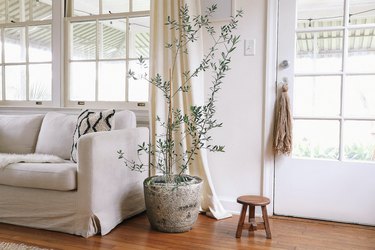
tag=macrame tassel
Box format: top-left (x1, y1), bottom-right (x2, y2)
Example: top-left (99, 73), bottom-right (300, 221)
top-left (273, 83), bottom-right (293, 155)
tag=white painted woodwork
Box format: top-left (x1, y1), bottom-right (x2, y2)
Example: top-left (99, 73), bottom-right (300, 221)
top-left (274, 0), bottom-right (375, 226)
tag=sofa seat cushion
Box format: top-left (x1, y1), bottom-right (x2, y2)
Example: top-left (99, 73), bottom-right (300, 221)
top-left (0, 162), bottom-right (77, 191)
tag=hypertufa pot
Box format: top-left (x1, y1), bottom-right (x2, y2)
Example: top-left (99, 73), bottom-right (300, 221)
top-left (143, 175), bottom-right (203, 233)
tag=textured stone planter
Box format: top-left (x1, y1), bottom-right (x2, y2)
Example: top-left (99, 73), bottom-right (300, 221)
top-left (143, 175), bottom-right (203, 233)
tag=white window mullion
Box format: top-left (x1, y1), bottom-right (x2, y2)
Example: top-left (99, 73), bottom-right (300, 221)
top-left (1, 28), bottom-right (4, 101)
top-left (25, 26), bottom-right (29, 101)
top-left (339, 79), bottom-right (345, 161)
top-left (125, 16), bottom-right (130, 102)
top-left (95, 18), bottom-right (100, 102)
top-left (95, 61), bottom-right (99, 102)
top-left (52, 0), bottom-right (64, 107)
top-left (339, 0), bottom-right (350, 161)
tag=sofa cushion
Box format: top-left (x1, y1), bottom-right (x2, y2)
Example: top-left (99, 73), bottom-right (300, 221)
top-left (71, 109), bottom-right (115, 162)
top-left (0, 162), bottom-right (77, 191)
top-left (0, 114), bottom-right (44, 154)
top-left (35, 112), bottom-right (77, 160)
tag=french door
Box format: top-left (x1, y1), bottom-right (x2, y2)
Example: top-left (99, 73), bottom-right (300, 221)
top-left (274, 0), bottom-right (375, 225)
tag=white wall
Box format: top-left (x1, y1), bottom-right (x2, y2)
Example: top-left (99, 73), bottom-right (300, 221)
top-left (204, 0), bottom-right (268, 214)
top-left (0, 0), bottom-right (269, 216)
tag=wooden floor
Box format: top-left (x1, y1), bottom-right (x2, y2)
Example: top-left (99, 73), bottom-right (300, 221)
top-left (0, 213), bottom-right (374, 250)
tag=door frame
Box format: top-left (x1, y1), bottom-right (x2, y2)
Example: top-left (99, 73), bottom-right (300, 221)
top-left (262, 0), bottom-right (279, 215)
top-left (263, 0), bottom-right (375, 221)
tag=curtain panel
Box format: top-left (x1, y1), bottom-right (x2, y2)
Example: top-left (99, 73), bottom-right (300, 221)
top-left (150, 0), bottom-right (231, 220)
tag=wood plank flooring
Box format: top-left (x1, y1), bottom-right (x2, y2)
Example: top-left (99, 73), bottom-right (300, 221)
top-left (0, 213), bottom-right (374, 249)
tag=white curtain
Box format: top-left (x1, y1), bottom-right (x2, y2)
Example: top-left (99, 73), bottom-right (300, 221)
top-left (150, 0), bottom-right (231, 220)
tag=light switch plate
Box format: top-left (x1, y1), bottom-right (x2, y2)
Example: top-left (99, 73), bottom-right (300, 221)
top-left (244, 39), bottom-right (256, 56)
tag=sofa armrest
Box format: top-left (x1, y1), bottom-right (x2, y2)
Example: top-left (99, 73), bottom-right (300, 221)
top-left (76, 127), bottom-right (149, 221)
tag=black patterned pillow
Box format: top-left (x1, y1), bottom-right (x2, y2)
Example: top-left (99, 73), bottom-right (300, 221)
top-left (70, 109), bottom-right (116, 163)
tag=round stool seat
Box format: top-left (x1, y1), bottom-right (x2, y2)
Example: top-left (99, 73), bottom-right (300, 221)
top-left (237, 195), bottom-right (270, 206)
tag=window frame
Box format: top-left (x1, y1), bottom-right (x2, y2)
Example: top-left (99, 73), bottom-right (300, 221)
top-left (0, 0), bottom-right (56, 107)
top-left (64, 3), bottom-right (150, 110)
top-left (0, 0), bottom-right (150, 110)
top-left (293, 0), bottom-right (375, 162)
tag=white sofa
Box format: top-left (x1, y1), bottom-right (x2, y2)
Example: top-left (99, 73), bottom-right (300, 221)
top-left (0, 110), bottom-right (149, 237)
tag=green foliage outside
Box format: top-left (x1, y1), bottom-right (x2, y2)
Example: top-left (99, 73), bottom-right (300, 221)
top-left (293, 140), bottom-right (374, 162)
top-left (344, 143), bottom-right (375, 161)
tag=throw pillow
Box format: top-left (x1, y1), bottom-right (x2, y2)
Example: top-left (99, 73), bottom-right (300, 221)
top-left (70, 109), bottom-right (116, 163)
top-left (35, 112), bottom-right (77, 160)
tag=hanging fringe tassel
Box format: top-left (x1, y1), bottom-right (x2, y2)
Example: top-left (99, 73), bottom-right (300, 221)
top-left (273, 83), bottom-right (293, 155)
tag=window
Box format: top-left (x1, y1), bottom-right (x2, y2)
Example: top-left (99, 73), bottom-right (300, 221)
top-left (293, 0), bottom-right (375, 162)
top-left (66, 0), bottom-right (150, 108)
top-left (0, 0), bottom-right (52, 105)
top-left (0, 0), bottom-right (150, 109)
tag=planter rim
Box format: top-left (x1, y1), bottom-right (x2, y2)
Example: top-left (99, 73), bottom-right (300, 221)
top-left (144, 175), bottom-right (203, 187)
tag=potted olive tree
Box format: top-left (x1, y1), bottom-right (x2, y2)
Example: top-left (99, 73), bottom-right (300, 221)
top-left (118, 4), bottom-right (242, 233)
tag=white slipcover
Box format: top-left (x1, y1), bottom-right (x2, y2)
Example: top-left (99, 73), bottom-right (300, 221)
top-left (0, 111), bottom-right (149, 237)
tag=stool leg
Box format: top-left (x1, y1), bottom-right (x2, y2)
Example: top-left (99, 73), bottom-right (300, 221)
top-left (261, 205), bottom-right (272, 239)
top-left (248, 205), bottom-right (257, 231)
top-left (236, 204), bottom-right (248, 238)
top-left (248, 205), bottom-right (255, 222)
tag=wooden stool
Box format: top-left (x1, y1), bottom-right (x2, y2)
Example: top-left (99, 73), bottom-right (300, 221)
top-left (235, 195), bottom-right (272, 239)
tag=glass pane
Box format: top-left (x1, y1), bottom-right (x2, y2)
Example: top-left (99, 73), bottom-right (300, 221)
top-left (294, 76), bottom-right (341, 116)
top-left (349, 0), bottom-right (375, 25)
top-left (7, 0), bottom-right (30, 22)
top-left (0, 30), bottom-right (2, 63)
top-left (129, 17), bottom-right (150, 58)
top-left (344, 121), bottom-right (375, 162)
top-left (74, 0), bottom-right (99, 16)
top-left (0, 1), bottom-right (5, 23)
top-left (29, 25), bottom-right (52, 62)
top-left (293, 120), bottom-right (340, 160)
top-left (98, 61), bottom-right (126, 101)
top-left (128, 60), bottom-right (149, 102)
top-left (0, 69), bottom-right (2, 100)
top-left (297, 0), bottom-right (344, 28)
top-left (102, 0), bottom-right (129, 14)
top-left (296, 31), bottom-right (343, 73)
top-left (4, 27), bottom-right (26, 63)
top-left (347, 29), bottom-right (375, 73)
top-left (71, 22), bottom-right (96, 60)
top-left (345, 75), bottom-right (375, 117)
top-left (29, 64), bottom-right (51, 101)
top-left (5, 65), bottom-right (26, 100)
top-left (32, 0), bottom-right (52, 21)
top-left (70, 62), bottom-right (96, 101)
top-left (133, 0), bottom-right (150, 11)
top-left (99, 19), bottom-right (126, 59)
